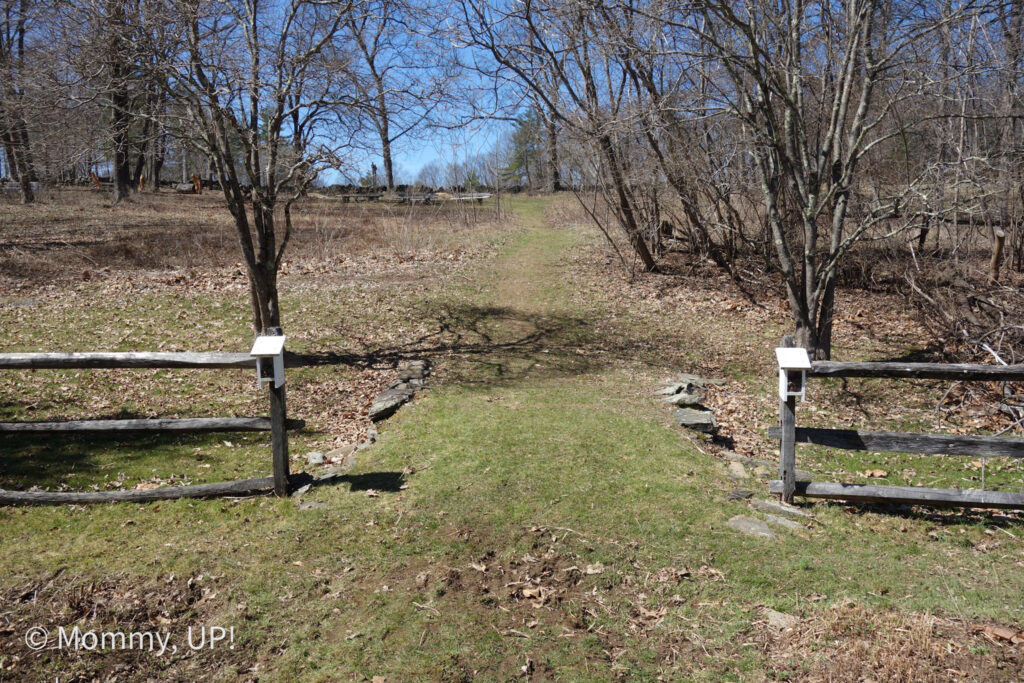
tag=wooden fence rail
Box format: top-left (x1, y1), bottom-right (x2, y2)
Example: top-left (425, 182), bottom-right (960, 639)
top-left (0, 343), bottom-right (302, 505)
top-left (771, 336), bottom-right (1024, 510)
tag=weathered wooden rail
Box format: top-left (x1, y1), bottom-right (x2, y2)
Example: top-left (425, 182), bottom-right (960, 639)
top-left (0, 344), bottom-right (303, 505)
top-left (770, 336), bottom-right (1024, 510)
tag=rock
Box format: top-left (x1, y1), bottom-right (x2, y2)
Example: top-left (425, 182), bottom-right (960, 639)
top-left (655, 380), bottom-right (704, 401)
top-left (674, 407), bottom-right (717, 433)
top-left (671, 372), bottom-right (725, 387)
top-left (727, 515), bottom-right (776, 539)
top-left (327, 443), bottom-right (357, 461)
top-left (662, 390), bottom-right (705, 407)
top-left (369, 386), bottom-right (415, 422)
top-left (764, 513), bottom-right (804, 531)
top-left (723, 451), bottom-right (753, 464)
top-left (764, 608), bottom-right (800, 631)
top-left (728, 489), bottom-right (755, 501)
top-left (795, 469), bottom-right (814, 481)
top-left (654, 383), bottom-right (686, 396)
top-left (753, 465), bottom-right (772, 479)
top-left (290, 483), bottom-right (312, 497)
top-left (306, 451), bottom-right (325, 466)
top-left (399, 359), bottom-right (430, 376)
top-left (316, 465), bottom-right (351, 481)
top-left (298, 501), bottom-right (327, 511)
top-left (728, 462), bottom-right (749, 479)
top-left (751, 498), bottom-right (812, 519)
top-left (3, 297), bottom-right (38, 308)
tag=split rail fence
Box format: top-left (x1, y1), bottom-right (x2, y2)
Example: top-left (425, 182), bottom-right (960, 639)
top-left (0, 348), bottom-right (303, 504)
top-left (769, 337), bottom-right (1024, 510)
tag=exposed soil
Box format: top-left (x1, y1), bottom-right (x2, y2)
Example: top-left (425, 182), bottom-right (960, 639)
top-left (0, 572), bottom-right (252, 682)
top-left (757, 603), bottom-right (1024, 682)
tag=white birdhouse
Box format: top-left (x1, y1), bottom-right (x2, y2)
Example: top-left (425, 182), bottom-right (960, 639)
top-left (250, 335), bottom-right (286, 388)
top-left (775, 347), bottom-right (811, 401)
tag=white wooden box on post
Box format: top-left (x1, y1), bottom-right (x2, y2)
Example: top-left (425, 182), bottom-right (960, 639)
top-left (250, 335), bottom-right (286, 388)
top-left (776, 346), bottom-right (811, 402)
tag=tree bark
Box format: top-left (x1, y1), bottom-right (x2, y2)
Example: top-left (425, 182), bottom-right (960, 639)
top-left (544, 114), bottom-right (561, 193)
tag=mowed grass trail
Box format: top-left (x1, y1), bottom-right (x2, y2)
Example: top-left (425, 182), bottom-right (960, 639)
top-left (1, 198), bottom-right (1023, 681)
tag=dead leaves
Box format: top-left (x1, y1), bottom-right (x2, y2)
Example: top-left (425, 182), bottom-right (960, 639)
top-left (519, 585), bottom-right (552, 608)
top-left (859, 469), bottom-right (888, 478)
top-left (973, 624), bottom-right (1024, 646)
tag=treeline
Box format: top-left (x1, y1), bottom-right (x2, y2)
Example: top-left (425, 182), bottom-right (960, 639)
top-left (453, 0), bottom-right (1024, 358)
top-left (2, 0), bottom-right (1022, 358)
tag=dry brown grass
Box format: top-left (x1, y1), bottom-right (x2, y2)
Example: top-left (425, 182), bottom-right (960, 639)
top-left (758, 602), bottom-right (1023, 682)
top-left (0, 187), bottom-right (503, 289)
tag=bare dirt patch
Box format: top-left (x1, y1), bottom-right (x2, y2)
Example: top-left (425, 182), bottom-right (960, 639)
top-left (757, 602), bottom-right (1023, 682)
top-left (0, 571), bottom-right (250, 682)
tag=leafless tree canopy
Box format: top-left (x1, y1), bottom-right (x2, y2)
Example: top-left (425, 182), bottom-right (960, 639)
top-left (4, 0), bottom-right (1024, 349)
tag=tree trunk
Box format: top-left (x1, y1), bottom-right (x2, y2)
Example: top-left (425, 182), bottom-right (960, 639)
top-left (150, 136), bottom-right (165, 193)
top-left (990, 227), bottom-right (1007, 282)
top-left (597, 133), bottom-right (657, 272)
top-left (2, 126), bottom-right (35, 204)
top-left (376, 86), bottom-right (395, 191)
top-left (790, 277), bottom-right (834, 360)
top-left (545, 115), bottom-right (561, 193)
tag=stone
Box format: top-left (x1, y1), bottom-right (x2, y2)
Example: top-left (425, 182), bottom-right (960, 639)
top-left (399, 359), bottom-right (430, 376)
top-left (290, 483), bottom-right (312, 497)
top-left (728, 462), bottom-right (749, 479)
top-left (753, 465), bottom-right (772, 479)
top-left (795, 469), bottom-right (814, 481)
top-left (655, 380), bottom-right (702, 396)
top-left (327, 443), bottom-right (357, 461)
top-left (727, 515), bottom-right (776, 539)
top-left (751, 498), bottom-right (812, 519)
top-left (674, 407), bottom-right (717, 433)
top-left (3, 297), bottom-right (38, 308)
top-left (369, 386), bottom-right (415, 422)
top-left (723, 451), bottom-right (753, 464)
top-left (728, 489), bottom-right (755, 501)
top-left (662, 390), bottom-right (705, 407)
top-left (316, 465), bottom-right (351, 481)
top-left (298, 501), bottom-right (327, 511)
top-left (306, 451), bottom-right (325, 466)
top-left (674, 372), bottom-right (725, 387)
top-left (764, 609), bottom-right (800, 631)
top-left (764, 513), bottom-right (804, 531)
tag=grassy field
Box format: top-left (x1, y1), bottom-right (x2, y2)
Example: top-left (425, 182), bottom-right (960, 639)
top-left (1, 191), bottom-right (1022, 681)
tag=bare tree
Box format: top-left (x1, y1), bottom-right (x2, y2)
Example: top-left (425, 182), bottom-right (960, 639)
top-left (167, 0), bottom-right (353, 333)
top-left (457, 0), bottom-right (660, 270)
top-left (335, 0), bottom-right (443, 190)
top-left (690, 0), bottom-right (956, 357)
top-left (0, 0), bottom-right (36, 203)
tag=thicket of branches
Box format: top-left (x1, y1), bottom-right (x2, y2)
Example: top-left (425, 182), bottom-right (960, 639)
top-left (3, 0), bottom-right (1024, 355)
top-left (458, 0), bottom-right (1024, 358)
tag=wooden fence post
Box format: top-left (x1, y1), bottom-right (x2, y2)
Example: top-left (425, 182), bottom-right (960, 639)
top-left (266, 327), bottom-right (290, 496)
top-left (779, 335), bottom-right (797, 504)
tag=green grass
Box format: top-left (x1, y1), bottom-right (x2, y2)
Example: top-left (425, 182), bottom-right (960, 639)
top-left (1, 196), bottom-right (1022, 681)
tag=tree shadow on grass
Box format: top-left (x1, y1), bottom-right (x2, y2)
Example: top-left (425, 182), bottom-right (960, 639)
top-left (817, 499), bottom-right (1024, 528)
top-left (0, 431), bottom-right (273, 493)
top-left (303, 471), bottom-right (405, 494)
top-left (288, 300), bottom-right (680, 387)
